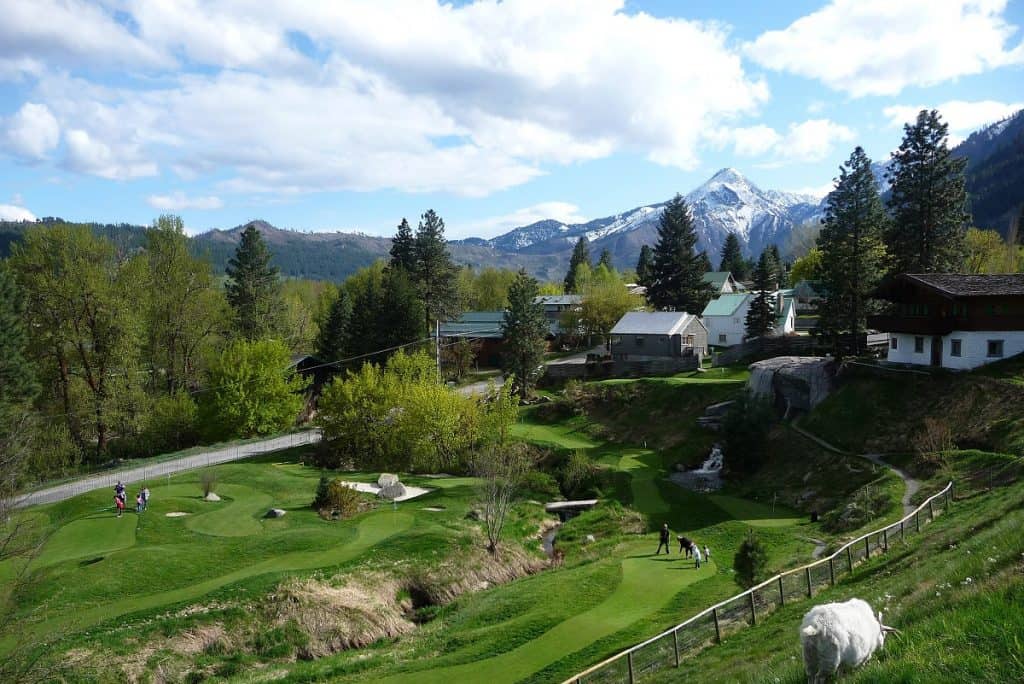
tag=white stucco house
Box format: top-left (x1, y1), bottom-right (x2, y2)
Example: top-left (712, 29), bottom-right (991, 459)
top-left (701, 292), bottom-right (796, 347)
top-left (868, 273), bottom-right (1024, 370)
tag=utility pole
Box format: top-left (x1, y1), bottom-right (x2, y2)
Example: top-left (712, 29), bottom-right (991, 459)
top-left (435, 319), bottom-right (441, 382)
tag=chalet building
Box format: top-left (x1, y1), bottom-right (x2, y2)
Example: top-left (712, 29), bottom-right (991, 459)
top-left (609, 311), bottom-right (708, 360)
top-left (533, 294), bottom-right (582, 336)
top-left (700, 291), bottom-right (796, 347)
top-left (868, 274), bottom-right (1024, 370)
top-left (702, 271), bottom-right (746, 295)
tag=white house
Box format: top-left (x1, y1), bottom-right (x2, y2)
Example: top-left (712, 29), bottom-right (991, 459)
top-left (869, 273), bottom-right (1024, 370)
top-left (701, 292), bottom-right (795, 347)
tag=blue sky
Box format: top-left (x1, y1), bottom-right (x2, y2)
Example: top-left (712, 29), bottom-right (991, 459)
top-left (1, 0), bottom-right (1022, 238)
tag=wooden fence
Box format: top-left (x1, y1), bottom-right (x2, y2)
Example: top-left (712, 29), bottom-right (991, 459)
top-left (564, 481), bottom-right (954, 684)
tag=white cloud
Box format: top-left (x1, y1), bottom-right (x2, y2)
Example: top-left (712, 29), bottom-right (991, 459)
top-left (883, 99), bottom-right (1024, 137)
top-left (747, 0), bottom-right (1024, 97)
top-left (720, 119), bottom-right (855, 165)
top-left (788, 182), bottom-right (835, 199)
top-left (147, 192), bottom-right (224, 211)
top-left (730, 125), bottom-right (782, 157)
top-left (0, 204), bottom-right (36, 221)
top-left (1, 1), bottom-right (769, 195)
top-left (64, 129), bottom-right (157, 180)
top-left (3, 102), bottom-right (59, 160)
top-left (466, 201), bottom-right (590, 239)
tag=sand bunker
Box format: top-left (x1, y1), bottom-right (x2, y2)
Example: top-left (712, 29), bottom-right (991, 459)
top-left (165, 512), bottom-right (189, 517)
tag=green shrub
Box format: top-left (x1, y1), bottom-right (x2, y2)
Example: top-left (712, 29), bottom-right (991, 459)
top-left (143, 391), bottom-right (200, 453)
top-left (521, 471), bottom-right (560, 500)
top-left (821, 484), bottom-right (892, 532)
top-left (324, 479), bottom-right (362, 519)
top-left (312, 475), bottom-right (330, 509)
top-left (733, 530), bottom-right (768, 589)
top-left (561, 450), bottom-right (593, 497)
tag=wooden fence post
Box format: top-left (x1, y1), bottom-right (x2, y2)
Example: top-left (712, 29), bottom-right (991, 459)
top-left (916, 511), bottom-right (920, 533)
top-left (865, 537), bottom-right (870, 559)
top-left (805, 567), bottom-right (812, 597)
top-left (627, 651), bottom-right (635, 684)
top-left (673, 629), bottom-right (680, 668)
top-left (713, 607), bottom-right (722, 643)
top-left (829, 558), bottom-right (835, 585)
top-left (778, 576), bottom-right (785, 606)
top-left (929, 499), bottom-right (935, 520)
top-left (847, 546), bottom-right (853, 572)
top-left (900, 519), bottom-right (905, 541)
top-left (749, 592), bottom-right (757, 625)
top-left (883, 528), bottom-right (888, 552)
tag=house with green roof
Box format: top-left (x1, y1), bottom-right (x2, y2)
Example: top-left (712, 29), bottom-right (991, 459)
top-left (701, 291), bottom-right (797, 347)
top-left (701, 271), bottom-right (746, 295)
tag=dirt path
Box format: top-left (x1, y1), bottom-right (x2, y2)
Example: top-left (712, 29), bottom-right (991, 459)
top-left (790, 423), bottom-right (922, 516)
top-left (15, 430), bottom-right (322, 509)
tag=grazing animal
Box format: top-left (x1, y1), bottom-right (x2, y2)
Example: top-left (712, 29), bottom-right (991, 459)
top-left (799, 598), bottom-right (900, 683)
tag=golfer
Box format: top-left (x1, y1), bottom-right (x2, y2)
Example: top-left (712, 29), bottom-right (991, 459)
top-left (656, 523), bottom-right (671, 555)
top-left (693, 543), bottom-right (703, 569)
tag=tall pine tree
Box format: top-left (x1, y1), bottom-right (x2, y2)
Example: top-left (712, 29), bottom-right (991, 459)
top-left (886, 109), bottom-right (970, 274)
top-left (696, 251), bottom-right (712, 274)
top-left (718, 233), bottom-right (748, 280)
top-left (817, 147), bottom-right (889, 356)
top-left (647, 195), bottom-right (713, 313)
top-left (225, 224), bottom-right (283, 341)
top-left (501, 270), bottom-right (548, 399)
top-left (564, 237), bottom-right (592, 293)
top-left (744, 249), bottom-right (777, 340)
top-left (414, 210), bottom-right (459, 333)
top-left (389, 218), bottom-right (417, 273)
top-left (598, 248), bottom-right (614, 271)
top-left (315, 288), bottom-right (352, 363)
top-left (768, 245), bottom-right (786, 287)
top-left (636, 245), bottom-right (655, 287)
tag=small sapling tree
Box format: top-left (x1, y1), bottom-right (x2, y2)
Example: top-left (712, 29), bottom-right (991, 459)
top-left (200, 470), bottom-right (219, 498)
top-left (474, 443), bottom-right (534, 553)
top-left (734, 530), bottom-right (768, 589)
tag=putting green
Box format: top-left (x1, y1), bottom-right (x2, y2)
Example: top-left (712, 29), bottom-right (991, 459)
top-left (706, 494), bottom-right (801, 528)
top-left (510, 421), bottom-right (597, 450)
top-left (12, 510), bottom-right (414, 650)
top-left (33, 514), bottom-right (138, 568)
top-left (185, 484), bottom-right (273, 537)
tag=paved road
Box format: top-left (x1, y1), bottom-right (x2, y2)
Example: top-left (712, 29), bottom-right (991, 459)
top-left (456, 374), bottom-right (504, 397)
top-left (15, 430), bottom-right (322, 509)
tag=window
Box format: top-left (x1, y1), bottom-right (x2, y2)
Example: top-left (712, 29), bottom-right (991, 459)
top-left (635, 336), bottom-right (645, 346)
top-left (950, 339), bottom-right (962, 357)
top-left (890, 337), bottom-right (898, 351)
top-left (684, 335), bottom-right (695, 346)
top-left (914, 336), bottom-right (924, 354)
top-left (718, 334), bottom-right (727, 344)
top-left (988, 340), bottom-right (1004, 358)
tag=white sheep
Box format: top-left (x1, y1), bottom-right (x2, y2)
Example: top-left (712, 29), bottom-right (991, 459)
top-left (799, 598), bottom-right (900, 683)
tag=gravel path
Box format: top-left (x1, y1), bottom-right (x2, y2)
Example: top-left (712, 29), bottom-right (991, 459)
top-left (15, 430), bottom-right (322, 509)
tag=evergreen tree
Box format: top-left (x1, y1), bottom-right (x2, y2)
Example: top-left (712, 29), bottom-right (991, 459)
top-left (768, 244), bottom-right (786, 287)
top-left (647, 194), bottom-right (713, 313)
top-left (414, 209), bottom-right (460, 332)
top-left (564, 237), bottom-right (592, 293)
top-left (598, 248), bottom-right (614, 271)
top-left (315, 288), bottom-right (352, 363)
top-left (635, 244), bottom-right (655, 287)
top-left (501, 270), bottom-right (548, 399)
top-left (378, 267), bottom-right (426, 350)
top-left (0, 263), bottom-right (36, 413)
top-left (389, 218), bottom-right (417, 273)
top-left (886, 109), bottom-right (970, 274)
top-left (817, 147), bottom-right (889, 356)
top-left (344, 262), bottom-right (386, 357)
top-left (733, 530), bottom-right (768, 589)
top-left (718, 232), bottom-right (748, 279)
top-left (744, 249), bottom-right (777, 340)
top-left (225, 224), bottom-right (283, 340)
top-left (696, 251), bottom-right (712, 274)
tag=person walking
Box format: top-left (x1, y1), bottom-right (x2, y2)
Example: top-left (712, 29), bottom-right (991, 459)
top-left (677, 535), bottom-right (693, 557)
top-left (135, 492), bottom-right (144, 514)
top-left (656, 523), bottom-right (671, 555)
top-left (142, 486), bottom-right (150, 511)
top-left (693, 543), bottom-right (703, 569)
top-left (703, 545), bottom-right (711, 562)
top-left (114, 482), bottom-right (126, 518)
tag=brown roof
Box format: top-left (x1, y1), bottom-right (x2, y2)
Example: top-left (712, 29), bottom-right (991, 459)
top-left (901, 273), bottom-right (1024, 297)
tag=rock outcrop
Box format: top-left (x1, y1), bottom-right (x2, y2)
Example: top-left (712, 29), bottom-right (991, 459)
top-left (747, 356), bottom-right (837, 414)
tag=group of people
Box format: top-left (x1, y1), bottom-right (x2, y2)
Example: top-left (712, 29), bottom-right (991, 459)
top-left (656, 524), bottom-right (710, 568)
top-left (114, 481), bottom-right (150, 517)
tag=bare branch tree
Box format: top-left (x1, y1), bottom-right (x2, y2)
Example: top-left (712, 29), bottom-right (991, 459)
top-left (473, 443), bottom-right (533, 554)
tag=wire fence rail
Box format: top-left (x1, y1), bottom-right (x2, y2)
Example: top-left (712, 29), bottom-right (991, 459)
top-left (14, 429), bottom-right (323, 509)
top-left (564, 480), bottom-right (955, 684)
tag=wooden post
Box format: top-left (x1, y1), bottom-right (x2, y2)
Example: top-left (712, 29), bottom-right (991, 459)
top-left (900, 519), bottom-right (905, 541)
top-left (673, 629), bottom-right (680, 668)
top-left (829, 558), bottom-right (835, 585)
top-left (713, 607), bottom-right (722, 643)
top-left (805, 567), bottom-right (813, 597)
top-left (929, 499), bottom-right (935, 520)
top-left (778, 576), bottom-right (785, 606)
top-left (916, 511), bottom-right (920, 533)
top-left (749, 592), bottom-right (757, 625)
top-left (847, 546), bottom-right (853, 572)
top-left (865, 537), bottom-right (870, 559)
top-left (627, 651), bottom-right (635, 684)
top-left (883, 528), bottom-right (889, 553)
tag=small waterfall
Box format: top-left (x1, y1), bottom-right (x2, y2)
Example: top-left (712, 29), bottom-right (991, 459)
top-left (747, 366), bottom-right (775, 399)
top-left (670, 445), bottom-right (724, 492)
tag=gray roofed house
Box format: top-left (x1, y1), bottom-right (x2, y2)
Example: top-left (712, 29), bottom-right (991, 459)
top-left (534, 294), bottom-right (583, 336)
top-left (609, 311), bottom-right (708, 359)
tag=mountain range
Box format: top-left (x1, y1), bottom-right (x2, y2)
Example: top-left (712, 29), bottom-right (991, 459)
top-left (2, 109), bottom-right (1021, 282)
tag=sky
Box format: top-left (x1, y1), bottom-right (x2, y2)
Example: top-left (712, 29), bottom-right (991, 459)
top-left (0, 0), bottom-right (1022, 239)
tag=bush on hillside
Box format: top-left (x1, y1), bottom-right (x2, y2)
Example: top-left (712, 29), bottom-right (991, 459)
top-left (323, 479), bottom-right (363, 519)
top-left (520, 471), bottom-right (561, 500)
top-left (733, 530), bottom-right (768, 589)
top-left (312, 475), bottom-right (330, 510)
top-left (821, 484), bottom-right (892, 532)
top-left (722, 392), bottom-right (775, 477)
